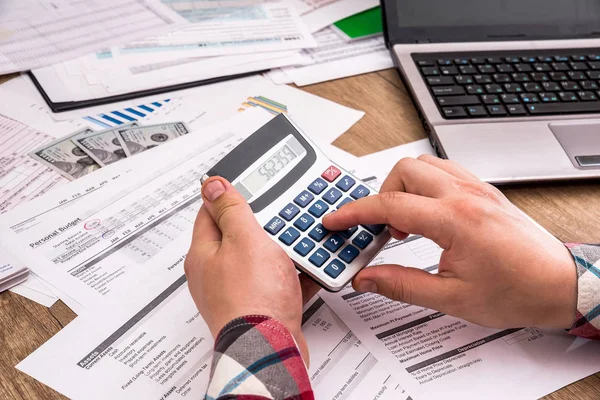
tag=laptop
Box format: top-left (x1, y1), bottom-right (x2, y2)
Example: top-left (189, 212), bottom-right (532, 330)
top-left (381, 0), bottom-right (600, 183)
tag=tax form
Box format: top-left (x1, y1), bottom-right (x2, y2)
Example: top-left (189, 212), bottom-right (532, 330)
top-left (290, 0), bottom-right (379, 33)
top-left (115, 0), bottom-right (316, 60)
top-left (280, 27), bottom-right (393, 86)
top-left (0, 114), bottom-right (66, 214)
top-left (321, 236), bottom-right (600, 399)
top-left (0, 110), bottom-right (272, 310)
top-left (0, 0), bottom-right (184, 73)
top-left (17, 256), bottom-right (409, 400)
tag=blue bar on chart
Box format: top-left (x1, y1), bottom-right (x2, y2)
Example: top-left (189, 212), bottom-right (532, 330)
top-left (82, 100), bottom-right (170, 128)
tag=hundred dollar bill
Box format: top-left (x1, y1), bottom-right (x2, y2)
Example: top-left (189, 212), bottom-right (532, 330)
top-left (29, 128), bottom-right (101, 181)
top-left (73, 123), bottom-right (137, 166)
top-left (117, 122), bottom-right (189, 157)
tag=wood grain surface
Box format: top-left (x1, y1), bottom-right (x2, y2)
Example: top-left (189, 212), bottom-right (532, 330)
top-left (1, 70), bottom-right (599, 399)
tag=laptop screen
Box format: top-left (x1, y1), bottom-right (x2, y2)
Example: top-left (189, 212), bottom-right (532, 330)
top-left (383, 0), bottom-right (600, 44)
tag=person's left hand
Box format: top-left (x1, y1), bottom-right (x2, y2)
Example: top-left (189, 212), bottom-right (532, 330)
top-left (184, 176), bottom-right (319, 364)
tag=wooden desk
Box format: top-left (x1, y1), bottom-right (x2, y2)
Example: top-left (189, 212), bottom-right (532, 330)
top-left (1, 71), bottom-right (599, 399)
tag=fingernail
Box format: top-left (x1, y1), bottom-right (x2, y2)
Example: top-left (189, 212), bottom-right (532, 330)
top-left (358, 280), bottom-right (378, 293)
top-left (203, 180), bottom-right (226, 202)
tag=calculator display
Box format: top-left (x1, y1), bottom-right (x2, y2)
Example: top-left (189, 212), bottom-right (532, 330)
top-left (242, 144), bottom-right (298, 194)
top-left (235, 135), bottom-right (307, 202)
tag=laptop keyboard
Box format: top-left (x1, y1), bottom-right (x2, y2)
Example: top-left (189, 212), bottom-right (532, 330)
top-left (413, 50), bottom-right (600, 119)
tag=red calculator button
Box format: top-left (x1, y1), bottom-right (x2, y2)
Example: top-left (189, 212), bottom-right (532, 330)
top-left (321, 165), bottom-right (341, 182)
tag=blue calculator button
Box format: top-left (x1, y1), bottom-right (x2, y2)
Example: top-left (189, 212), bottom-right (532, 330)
top-left (293, 237), bottom-right (315, 256)
top-left (323, 187), bottom-right (343, 205)
top-left (279, 203), bottom-right (300, 221)
top-left (353, 230), bottom-right (374, 249)
top-left (293, 213), bottom-right (315, 231)
top-left (339, 245), bottom-right (360, 263)
top-left (308, 178), bottom-right (328, 195)
top-left (339, 226), bottom-right (358, 239)
top-left (363, 224), bottom-right (386, 235)
top-left (279, 227), bottom-right (300, 246)
top-left (336, 175), bottom-right (356, 192)
top-left (337, 197), bottom-right (353, 209)
top-left (308, 223), bottom-right (329, 242)
top-left (350, 185), bottom-right (370, 199)
top-left (309, 248), bottom-right (330, 267)
top-left (308, 200), bottom-right (329, 218)
top-left (324, 233), bottom-right (344, 252)
top-left (264, 217), bottom-right (285, 235)
top-left (294, 190), bottom-right (314, 208)
top-left (324, 259), bottom-right (346, 279)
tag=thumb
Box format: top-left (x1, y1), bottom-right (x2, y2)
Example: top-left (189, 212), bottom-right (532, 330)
top-left (353, 264), bottom-right (451, 310)
top-left (202, 176), bottom-right (261, 240)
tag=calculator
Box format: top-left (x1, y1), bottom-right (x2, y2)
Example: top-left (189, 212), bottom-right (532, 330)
top-left (203, 114), bottom-right (391, 292)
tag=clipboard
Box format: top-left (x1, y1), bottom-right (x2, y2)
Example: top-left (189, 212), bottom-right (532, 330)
top-left (28, 70), bottom-right (266, 113)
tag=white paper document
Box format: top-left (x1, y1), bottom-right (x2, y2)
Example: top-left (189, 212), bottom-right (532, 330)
top-left (0, 0), bottom-right (184, 73)
top-left (0, 113), bottom-right (66, 214)
top-left (281, 27), bottom-right (393, 86)
top-left (320, 235), bottom-right (600, 399)
top-left (291, 0), bottom-right (379, 33)
top-left (0, 111), bottom-right (273, 310)
top-left (9, 272), bottom-right (59, 307)
top-left (112, 0), bottom-right (315, 60)
top-left (17, 262), bottom-right (407, 400)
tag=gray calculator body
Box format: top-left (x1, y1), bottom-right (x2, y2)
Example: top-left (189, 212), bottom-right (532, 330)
top-left (203, 114), bottom-right (391, 292)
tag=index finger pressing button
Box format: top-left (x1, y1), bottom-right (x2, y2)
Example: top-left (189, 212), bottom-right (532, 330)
top-left (350, 185), bottom-right (370, 199)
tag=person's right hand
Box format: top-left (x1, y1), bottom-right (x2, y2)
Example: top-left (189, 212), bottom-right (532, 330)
top-left (323, 155), bottom-right (577, 330)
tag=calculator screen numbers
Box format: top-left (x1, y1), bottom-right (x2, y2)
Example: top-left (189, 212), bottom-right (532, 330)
top-left (234, 135), bottom-right (307, 203)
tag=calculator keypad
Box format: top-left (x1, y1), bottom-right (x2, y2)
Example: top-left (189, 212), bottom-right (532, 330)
top-left (264, 165), bottom-right (387, 286)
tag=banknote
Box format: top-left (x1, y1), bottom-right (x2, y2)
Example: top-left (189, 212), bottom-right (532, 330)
top-left (29, 128), bottom-right (102, 181)
top-left (117, 122), bottom-right (189, 157)
top-left (73, 123), bottom-right (136, 167)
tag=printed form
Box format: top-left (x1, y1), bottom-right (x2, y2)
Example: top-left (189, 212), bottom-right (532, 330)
top-left (0, 110), bottom-right (272, 310)
top-left (0, 0), bottom-right (184, 73)
top-left (17, 255), bottom-right (409, 400)
top-left (321, 234), bottom-right (600, 399)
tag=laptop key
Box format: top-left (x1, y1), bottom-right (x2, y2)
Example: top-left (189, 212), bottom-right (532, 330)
top-left (514, 64), bottom-right (533, 73)
top-left (481, 94), bottom-right (501, 104)
top-left (523, 82), bottom-right (543, 92)
top-left (505, 56), bottom-right (520, 63)
top-left (542, 82), bottom-right (561, 92)
top-left (531, 73), bottom-right (550, 82)
top-left (440, 66), bottom-right (459, 75)
top-left (466, 105), bottom-right (487, 117)
top-left (561, 81), bottom-right (580, 91)
top-left (507, 104), bottom-right (527, 115)
top-left (437, 96), bottom-right (480, 106)
top-left (527, 102), bottom-right (600, 114)
top-left (493, 74), bottom-right (511, 83)
top-left (520, 93), bottom-right (540, 103)
top-left (589, 61), bottom-right (600, 70)
top-left (559, 92), bottom-right (579, 102)
top-left (587, 71), bottom-right (600, 80)
top-left (442, 107), bottom-right (467, 118)
top-left (538, 56), bottom-right (553, 63)
top-left (501, 94), bottom-right (520, 104)
top-left (578, 91), bottom-right (598, 101)
top-left (474, 75), bottom-right (493, 84)
top-left (496, 64), bottom-right (514, 73)
top-left (504, 83), bottom-right (523, 93)
top-left (533, 63), bottom-right (551, 72)
top-left (568, 71), bottom-right (587, 80)
top-left (459, 65), bottom-right (477, 75)
top-left (427, 76), bottom-right (454, 86)
top-left (581, 81), bottom-right (599, 90)
top-left (572, 55), bottom-right (588, 62)
top-left (485, 84), bottom-right (504, 94)
top-left (478, 65), bottom-right (496, 74)
top-left (455, 75), bottom-right (475, 84)
top-left (466, 85), bottom-right (484, 94)
top-left (549, 72), bottom-right (568, 81)
top-left (417, 60), bottom-right (435, 66)
top-left (570, 62), bottom-right (588, 71)
top-left (551, 62), bottom-right (570, 71)
top-left (539, 92), bottom-right (559, 102)
top-left (432, 86), bottom-right (466, 96)
top-left (512, 73), bottom-right (531, 82)
top-left (487, 105), bottom-right (507, 116)
top-left (422, 67), bottom-right (440, 76)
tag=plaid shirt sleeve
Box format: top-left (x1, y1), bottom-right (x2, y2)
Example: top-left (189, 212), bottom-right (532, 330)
top-left (205, 315), bottom-right (314, 400)
top-left (565, 244), bottom-right (600, 340)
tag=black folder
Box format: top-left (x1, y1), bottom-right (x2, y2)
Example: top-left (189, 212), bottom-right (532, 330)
top-left (28, 70), bottom-right (266, 113)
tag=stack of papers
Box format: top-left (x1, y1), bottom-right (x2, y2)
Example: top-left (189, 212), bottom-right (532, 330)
top-left (7, 0), bottom-right (391, 113)
top-left (0, 248), bottom-right (29, 292)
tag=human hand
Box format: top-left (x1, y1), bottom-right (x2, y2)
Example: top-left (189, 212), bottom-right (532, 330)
top-left (184, 177), bottom-right (319, 363)
top-left (323, 155), bottom-right (577, 329)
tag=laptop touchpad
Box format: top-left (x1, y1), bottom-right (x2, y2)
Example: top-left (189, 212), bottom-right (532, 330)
top-left (550, 121), bottom-right (600, 170)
